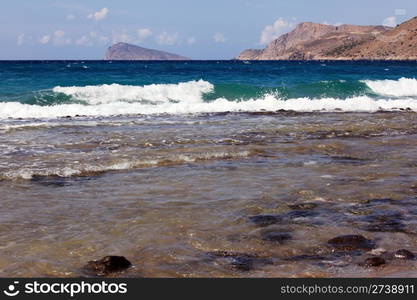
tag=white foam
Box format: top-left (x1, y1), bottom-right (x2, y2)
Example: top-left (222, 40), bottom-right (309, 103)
top-left (2, 151), bottom-right (251, 179)
top-left (1, 95), bottom-right (417, 119)
top-left (363, 77), bottom-right (417, 97)
top-left (53, 80), bottom-right (213, 104)
top-left (2, 80), bottom-right (417, 119)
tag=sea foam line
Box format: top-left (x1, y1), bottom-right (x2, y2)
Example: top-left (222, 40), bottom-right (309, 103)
top-left (2, 151), bottom-right (252, 180)
top-left (1, 95), bottom-right (417, 119)
top-left (2, 79), bottom-right (417, 119)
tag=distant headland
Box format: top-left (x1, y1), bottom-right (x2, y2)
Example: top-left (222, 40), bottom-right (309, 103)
top-left (105, 42), bottom-right (190, 60)
top-left (236, 16), bottom-right (417, 60)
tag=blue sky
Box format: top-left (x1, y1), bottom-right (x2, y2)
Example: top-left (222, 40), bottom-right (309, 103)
top-left (2, 0), bottom-right (417, 59)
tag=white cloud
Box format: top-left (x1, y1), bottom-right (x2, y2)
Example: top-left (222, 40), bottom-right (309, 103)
top-left (187, 37), bottom-right (196, 45)
top-left (76, 35), bottom-right (92, 46)
top-left (53, 30), bottom-right (72, 46)
top-left (112, 32), bottom-right (132, 44)
top-left (260, 18), bottom-right (295, 44)
top-left (39, 35), bottom-right (51, 44)
top-left (137, 28), bottom-right (152, 42)
top-left (54, 30), bottom-right (65, 38)
top-left (213, 33), bottom-right (226, 43)
top-left (87, 7), bottom-right (109, 21)
top-left (75, 32), bottom-right (109, 46)
top-left (98, 35), bottom-right (110, 44)
top-left (17, 34), bottom-right (25, 46)
top-left (156, 32), bottom-right (179, 45)
top-left (66, 14), bottom-right (75, 21)
top-left (383, 16), bottom-right (397, 27)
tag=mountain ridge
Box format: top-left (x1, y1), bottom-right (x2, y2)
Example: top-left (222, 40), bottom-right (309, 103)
top-left (236, 17), bottom-right (417, 60)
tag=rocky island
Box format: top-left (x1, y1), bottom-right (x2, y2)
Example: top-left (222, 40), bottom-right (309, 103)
top-left (236, 16), bottom-right (417, 60)
top-left (105, 42), bottom-right (190, 60)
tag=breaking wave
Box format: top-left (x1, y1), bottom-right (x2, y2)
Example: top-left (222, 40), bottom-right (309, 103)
top-left (363, 77), bottom-right (417, 97)
top-left (1, 79), bottom-right (417, 119)
top-left (52, 80), bottom-right (213, 104)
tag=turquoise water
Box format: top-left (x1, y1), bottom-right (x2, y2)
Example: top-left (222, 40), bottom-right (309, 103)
top-left (0, 60), bottom-right (417, 112)
top-left (1, 61), bottom-right (417, 277)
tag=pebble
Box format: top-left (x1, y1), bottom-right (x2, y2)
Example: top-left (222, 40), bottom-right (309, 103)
top-left (327, 235), bottom-right (375, 251)
top-left (248, 215), bottom-right (282, 227)
top-left (261, 231), bottom-right (293, 244)
top-left (83, 256), bottom-right (132, 276)
top-left (394, 249), bottom-right (415, 260)
top-left (363, 257), bottom-right (386, 267)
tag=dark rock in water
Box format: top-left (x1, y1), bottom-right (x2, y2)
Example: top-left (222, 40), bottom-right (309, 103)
top-left (365, 198), bottom-right (395, 205)
top-left (84, 256), bottom-right (132, 276)
top-left (31, 174), bottom-right (96, 187)
top-left (206, 251), bottom-right (273, 271)
top-left (365, 221), bottom-right (406, 233)
top-left (363, 257), bottom-right (386, 267)
top-left (394, 249), bottom-right (415, 260)
top-left (288, 203), bottom-right (318, 210)
top-left (286, 210), bottom-right (319, 219)
top-left (331, 249), bottom-right (363, 258)
top-left (230, 257), bottom-right (256, 271)
top-left (249, 215), bottom-right (282, 227)
top-left (363, 212), bottom-right (407, 233)
top-left (327, 235), bottom-right (375, 251)
top-left (285, 254), bottom-right (327, 261)
top-left (261, 231), bottom-right (292, 244)
top-left (31, 175), bottom-right (72, 187)
top-left (330, 156), bottom-right (368, 165)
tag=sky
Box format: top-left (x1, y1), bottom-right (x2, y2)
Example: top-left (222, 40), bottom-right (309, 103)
top-left (2, 0), bottom-right (417, 60)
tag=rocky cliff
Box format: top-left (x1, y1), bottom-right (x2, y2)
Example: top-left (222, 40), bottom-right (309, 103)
top-left (105, 42), bottom-right (190, 60)
top-left (236, 17), bottom-right (417, 60)
top-left (341, 16), bottom-right (417, 60)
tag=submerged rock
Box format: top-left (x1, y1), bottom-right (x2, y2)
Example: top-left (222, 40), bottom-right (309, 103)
top-left (363, 257), bottom-right (386, 267)
top-left (83, 256), bottom-right (132, 276)
top-left (363, 212), bottom-right (407, 233)
top-left (365, 221), bottom-right (406, 233)
top-left (394, 249), bottom-right (415, 260)
top-left (248, 215), bottom-right (282, 227)
top-left (285, 254), bottom-right (327, 261)
top-left (287, 203), bottom-right (318, 210)
top-left (327, 235), bottom-right (375, 251)
top-left (206, 251), bottom-right (273, 271)
top-left (286, 210), bottom-right (319, 219)
top-left (330, 156), bottom-right (368, 165)
top-left (261, 231), bottom-right (293, 244)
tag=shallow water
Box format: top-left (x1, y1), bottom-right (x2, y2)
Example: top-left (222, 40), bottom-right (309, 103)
top-left (0, 61), bottom-right (417, 277)
top-left (1, 111), bottom-right (417, 277)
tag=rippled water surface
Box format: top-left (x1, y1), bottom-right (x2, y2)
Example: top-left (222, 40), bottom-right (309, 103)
top-left (1, 112), bottom-right (417, 277)
top-left (1, 61), bottom-right (417, 277)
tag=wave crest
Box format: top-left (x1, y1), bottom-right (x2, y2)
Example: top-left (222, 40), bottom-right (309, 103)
top-left (363, 77), bottom-right (417, 97)
top-left (2, 79), bottom-right (417, 119)
top-left (52, 80), bottom-right (213, 104)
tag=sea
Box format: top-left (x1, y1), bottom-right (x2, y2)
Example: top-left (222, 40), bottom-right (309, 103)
top-left (0, 60), bottom-right (416, 277)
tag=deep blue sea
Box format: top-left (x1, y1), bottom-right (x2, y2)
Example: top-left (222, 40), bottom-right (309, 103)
top-left (1, 61), bottom-right (417, 277)
top-left (1, 60), bottom-right (417, 118)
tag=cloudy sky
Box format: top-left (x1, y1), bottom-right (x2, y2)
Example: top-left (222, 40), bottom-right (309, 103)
top-left (2, 0), bottom-right (417, 59)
